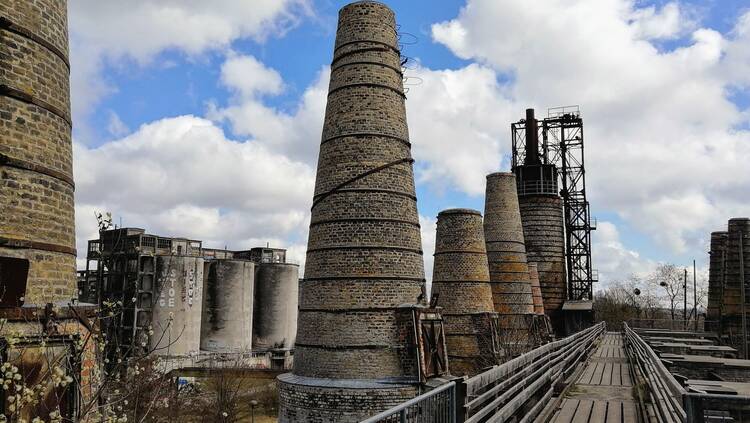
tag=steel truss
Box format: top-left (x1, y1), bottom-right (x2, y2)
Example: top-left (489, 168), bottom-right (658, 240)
top-left (511, 106), bottom-right (597, 301)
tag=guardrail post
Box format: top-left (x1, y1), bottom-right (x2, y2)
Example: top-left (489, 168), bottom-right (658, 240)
top-left (450, 382), bottom-right (457, 423)
top-left (400, 409), bottom-right (406, 423)
top-left (683, 394), bottom-right (703, 423)
top-left (449, 375), bottom-right (467, 423)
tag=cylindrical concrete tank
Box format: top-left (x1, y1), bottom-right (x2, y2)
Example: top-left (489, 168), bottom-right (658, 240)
top-left (707, 231), bottom-right (728, 333)
top-left (278, 2), bottom-right (425, 421)
top-left (529, 263), bottom-right (545, 316)
top-left (0, 0), bottom-right (76, 304)
top-left (722, 218), bottom-right (750, 355)
top-left (151, 256), bottom-right (204, 355)
top-left (518, 195), bottom-right (566, 332)
top-left (253, 263), bottom-right (299, 350)
top-left (201, 260), bottom-right (254, 352)
top-left (431, 209), bottom-right (497, 377)
top-left (484, 172), bottom-right (535, 351)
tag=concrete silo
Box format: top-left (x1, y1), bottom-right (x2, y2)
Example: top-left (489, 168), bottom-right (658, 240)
top-left (0, 0), bottom-right (76, 304)
top-left (431, 209), bottom-right (497, 377)
top-left (278, 2), bottom-right (427, 421)
top-left (253, 262), bottom-right (299, 350)
top-left (484, 172), bottom-right (536, 353)
top-left (201, 259), bottom-right (254, 352)
top-left (707, 231), bottom-right (727, 333)
top-left (152, 256), bottom-right (204, 355)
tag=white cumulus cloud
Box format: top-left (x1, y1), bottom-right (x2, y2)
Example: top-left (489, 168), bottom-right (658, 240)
top-left (73, 115), bottom-right (315, 267)
top-left (431, 0), bottom-right (750, 258)
top-left (68, 0), bottom-right (309, 123)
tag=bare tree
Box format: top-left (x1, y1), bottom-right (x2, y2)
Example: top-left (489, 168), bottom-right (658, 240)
top-left (649, 264), bottom-right (686, 320)
top-left (593, 274), bottom-right (664, 328)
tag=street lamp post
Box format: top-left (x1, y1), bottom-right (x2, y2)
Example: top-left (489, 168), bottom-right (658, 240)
top-left (250, 399), bottom-right (258, 423)
top-left (693, 259), bottom-right (705, 332)
top-left (684, 268), bottom-right (688, 330)
top-left (633, 288), bottom-right (641, 325)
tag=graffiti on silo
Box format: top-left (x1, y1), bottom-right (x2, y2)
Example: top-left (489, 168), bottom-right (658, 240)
top-left (152, 256), bottom-right (203, 355)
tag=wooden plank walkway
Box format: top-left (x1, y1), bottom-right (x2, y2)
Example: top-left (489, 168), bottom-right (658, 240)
top-left (549, 332), bottom-right (639, 423)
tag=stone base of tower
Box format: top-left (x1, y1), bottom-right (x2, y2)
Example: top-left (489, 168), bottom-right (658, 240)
top-left (0, 247), bottom-right (77, 303)
top-left (278, 374), bottom-right (419, 422)
top-left (443, 312), bottom-right (499, 376)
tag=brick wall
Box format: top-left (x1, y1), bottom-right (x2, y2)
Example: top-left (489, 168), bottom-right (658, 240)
top-left (0, 0), bottom-right (76, 304)
top-left (518, 195), bottom-right (566, 332)
top-left (278, 375), bottom-right (418, 423)
top-left (431, 209), bottom-right (498, 376)
top-left (484, 173), bottom-right (535, 345)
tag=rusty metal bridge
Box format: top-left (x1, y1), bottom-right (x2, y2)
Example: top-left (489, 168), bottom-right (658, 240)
top-left (361, 322), bottom-right (750, 423)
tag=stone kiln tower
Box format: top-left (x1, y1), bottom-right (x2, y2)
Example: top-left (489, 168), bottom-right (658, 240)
top-left (0, 3), bottom-right (101, 419)
top-left (513, 109), bottom-right (568, 334)
top-left (484, 172), bottom-right (536, 351)
top-left (529, 263), bottom-right (545, 316)
top-left (0, 0), bottom-right (76, 304)
top-left (722, 218), bottom-right (750, 356)
top-left (278, 2), bottom-right (425, 421)
top-left (707, 231), bottom-right (728, 333)
top-left (431, 209), bottom-right (497, 377)
top-left (518, 195), bottom-right (566, 330)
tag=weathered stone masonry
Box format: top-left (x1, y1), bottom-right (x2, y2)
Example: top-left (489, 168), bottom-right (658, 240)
top-left (707, 231), bottom-right (727, 333)
top-left (721, 218), bottom-right (750, 354)
top-left (483, 172), bottom-right (536, 349)
top-left (0, 0), bottom-right (76, 303)
top-left (278, 2), bottom-right (424, 421)
top-left (431, 208), bottom-right (497, 377)
top-left (0, 3), bottom-right (98, 420)
top-left (518, 195), bottom-right (566, 331)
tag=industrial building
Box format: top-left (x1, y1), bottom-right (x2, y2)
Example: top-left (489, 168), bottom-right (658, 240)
top-left (81, 228), bottom-right (299, 368)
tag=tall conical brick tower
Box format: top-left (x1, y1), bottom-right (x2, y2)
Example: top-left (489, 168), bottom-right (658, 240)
top-left (431, 208), bottom-right (497, 376)
top-left (0, 0), bottom-right (76, 304)
top-left (278, 2), bottom-right (425, 421)
top-left (484, 172), bottom-right (536, 354)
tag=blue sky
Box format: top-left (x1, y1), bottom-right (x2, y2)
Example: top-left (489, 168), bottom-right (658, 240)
top-left (69, 0), bottom-right (750, 287)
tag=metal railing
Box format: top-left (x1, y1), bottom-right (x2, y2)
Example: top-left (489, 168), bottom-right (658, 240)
top-left (624, 322), bottom-right (686, 422)
top-left (628, 318), bottom-right (706, 332)
top-left (684, 392), bottom-right (750, 422)
top-left (360, 381), bottom-right (456, 423)
top-left (624, 322), bottom-right (750, 422)
top-left (361, 322), bottom-right (606, 423)
top-left (516, 179), bottom-right (558, 196)
top-left (463, 322), bottom-right (605, 423)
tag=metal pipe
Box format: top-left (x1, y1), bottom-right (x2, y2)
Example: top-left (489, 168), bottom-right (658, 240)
top-left (684, 268), bottom-right (688, 330)
top-left (524, 108), bottom-right (540, 165)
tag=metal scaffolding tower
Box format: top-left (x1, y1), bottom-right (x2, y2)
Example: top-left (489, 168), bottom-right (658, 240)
top-left (511, 106), bottom-right (597, 302)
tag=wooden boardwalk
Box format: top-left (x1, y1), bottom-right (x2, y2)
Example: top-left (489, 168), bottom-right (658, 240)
top-left (549, 332), bottom-right (639, 423)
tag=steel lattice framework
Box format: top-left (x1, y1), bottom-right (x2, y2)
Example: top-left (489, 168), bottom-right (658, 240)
top-left (511, 106), bottom-right (597, 301)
